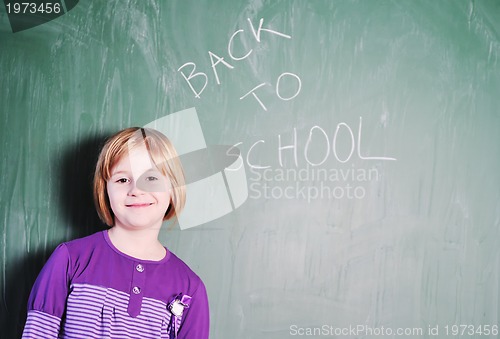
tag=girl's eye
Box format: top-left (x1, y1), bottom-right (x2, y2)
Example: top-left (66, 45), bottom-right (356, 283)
top-left (116, 178), bottom-right (129, 183)
top-left (146, 176), bottom-right (158, 181)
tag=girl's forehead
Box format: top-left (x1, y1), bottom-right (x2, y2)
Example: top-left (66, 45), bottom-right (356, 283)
top-left (113, 146), bottom-right (156, 174)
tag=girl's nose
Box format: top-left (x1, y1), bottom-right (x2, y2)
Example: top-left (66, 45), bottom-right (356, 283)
top-left (127, 181), bottom-right (144, 196)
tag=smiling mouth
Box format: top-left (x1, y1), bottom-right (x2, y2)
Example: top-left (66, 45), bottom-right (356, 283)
top-left (126, 203), bottom-right (153, 208)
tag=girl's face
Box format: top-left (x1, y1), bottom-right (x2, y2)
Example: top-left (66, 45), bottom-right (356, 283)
top-left (106, 146), bottom-right (172, 231)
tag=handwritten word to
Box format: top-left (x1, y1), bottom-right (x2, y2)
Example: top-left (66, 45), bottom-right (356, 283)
top-left (177, 18), bottom-right (301, 110)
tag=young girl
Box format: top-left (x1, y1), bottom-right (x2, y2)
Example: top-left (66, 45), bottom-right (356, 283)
top-left (22, 127), bottom-right (210, 338)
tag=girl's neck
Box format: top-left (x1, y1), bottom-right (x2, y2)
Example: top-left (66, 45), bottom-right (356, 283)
top-left (107, 226), bottom-right (166, 261)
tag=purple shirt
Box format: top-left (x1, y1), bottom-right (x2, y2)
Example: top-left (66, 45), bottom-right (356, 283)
top-left (22, 231), bottom-right (210, 338)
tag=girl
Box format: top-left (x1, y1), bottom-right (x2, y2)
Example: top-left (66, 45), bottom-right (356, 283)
top-left (22, 127), bottom-right (209, 338)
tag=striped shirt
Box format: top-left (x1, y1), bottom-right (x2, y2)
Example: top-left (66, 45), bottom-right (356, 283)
top-left (22, 231), bottom-right (209, 339)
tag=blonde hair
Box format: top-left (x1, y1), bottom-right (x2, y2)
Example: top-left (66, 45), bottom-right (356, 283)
top-left (93, 127), bottom-right (186, 226)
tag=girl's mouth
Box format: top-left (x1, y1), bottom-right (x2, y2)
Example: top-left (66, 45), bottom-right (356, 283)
top-left (126, 203), bottom-right (153, 208)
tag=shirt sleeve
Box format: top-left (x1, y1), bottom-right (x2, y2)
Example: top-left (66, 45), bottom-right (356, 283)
top-left (22, 243), bottom-right (71, 339)
top-left (178, 280), bottom-right (210, 339)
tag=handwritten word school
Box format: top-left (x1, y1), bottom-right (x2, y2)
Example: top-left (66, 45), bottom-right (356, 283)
top-left (231, 117), bottom-right (397, 171)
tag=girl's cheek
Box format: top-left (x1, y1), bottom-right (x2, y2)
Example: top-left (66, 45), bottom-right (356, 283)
top-left (107, 183), bottom-right (123, 197)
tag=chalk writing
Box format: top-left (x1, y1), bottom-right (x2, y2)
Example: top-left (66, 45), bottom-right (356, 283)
top-left (229, 117), bottom-right (397, 170)
top-left (178, 17), bottom-right (299, 110)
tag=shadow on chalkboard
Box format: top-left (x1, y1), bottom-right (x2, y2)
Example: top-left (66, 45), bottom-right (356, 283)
top-left (0, 133), bottom-right (109, 339)
top-left (57, 133), bottom-right (109, 238)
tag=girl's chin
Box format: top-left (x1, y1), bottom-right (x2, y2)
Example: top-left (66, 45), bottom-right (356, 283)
top-left (114, 220), bottom-right (164, 230)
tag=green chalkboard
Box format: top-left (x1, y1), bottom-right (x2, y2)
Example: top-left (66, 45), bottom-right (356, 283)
top-left (1, 0), bottom-right (500, 338)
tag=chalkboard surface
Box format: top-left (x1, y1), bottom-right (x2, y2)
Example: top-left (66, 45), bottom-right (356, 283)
top-left (1, 1), bottom-right (500, 338)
